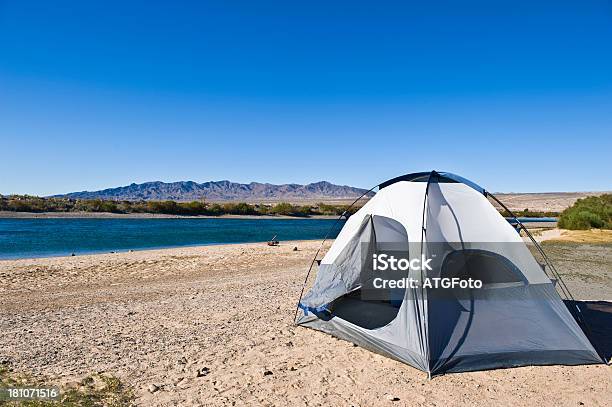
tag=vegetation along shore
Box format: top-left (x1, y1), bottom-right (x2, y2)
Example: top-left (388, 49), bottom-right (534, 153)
top-left (0, 195), bottom-right (352, 218)
top-left (0, 195), bottom-right (562, 219)
top-left (1, 193), bottom-right (610, 229)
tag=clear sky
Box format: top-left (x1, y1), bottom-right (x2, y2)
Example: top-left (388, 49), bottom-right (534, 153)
top-left (1, 1), bottom-right (611, 195)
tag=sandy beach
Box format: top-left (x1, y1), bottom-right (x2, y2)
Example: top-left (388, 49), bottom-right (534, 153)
top-left (1, 238), bottom-right (610, 406)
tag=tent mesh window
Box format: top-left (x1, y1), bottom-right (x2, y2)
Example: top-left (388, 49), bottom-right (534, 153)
top-left (441, 249), bottom-right (526, 286)
top-left (324, 214), bottom-right (408, 329)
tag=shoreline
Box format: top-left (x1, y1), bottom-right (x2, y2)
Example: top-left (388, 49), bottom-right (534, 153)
top-left (1, 239), bottom-right (610, 405)
top-left (0, 238), bottom-right (323, 262)
top-left (0, 211), bottom-right (339, 220)
top-left (0, 210), bottom-right (557, 222)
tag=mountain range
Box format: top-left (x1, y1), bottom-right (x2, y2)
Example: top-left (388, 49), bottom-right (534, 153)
top-left (53, 180), bottom-right (373, 202)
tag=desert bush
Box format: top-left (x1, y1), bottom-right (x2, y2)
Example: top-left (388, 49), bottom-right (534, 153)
top-left (269, 202), bottom-right (294, 215)
top-left (146, 200), bottom-right (179, 214)
top-left (257, 204), bottom-right (270, 215)
top-left (77, 199), bottom-right (119, 213)
top-left (4, 195), bottom-right (45, 212)
top-left (207, 203), bottom-right (223, 216)
top-left (558, 194), bottom-right (611, 230)
top-left (179, 201), bottom-right (207, 215)
top-left (221, 202), bottom-right (258, 215)
top-left (0, 195), bottom-right (350, 217)
top-left (316, 203), bottom-right (344, 216)
top-left (268, 202), bottom-right (312, 217)
top-left (295, 205), bottom-right (313, 216)
top-left (99, 200), bottom-right (118, 213)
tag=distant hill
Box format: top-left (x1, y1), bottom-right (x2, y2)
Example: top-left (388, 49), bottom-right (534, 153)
top-left (52, 180), bottom-right (374, 202)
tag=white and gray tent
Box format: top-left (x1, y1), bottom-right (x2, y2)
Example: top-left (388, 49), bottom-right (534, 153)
top-left (295, 171), bottom-right (605, 376)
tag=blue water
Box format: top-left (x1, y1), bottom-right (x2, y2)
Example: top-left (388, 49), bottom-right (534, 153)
top-left (0, 217), bottom-right (558, 260)
top-left (0, 218), bottom-right (345, 260)
top-left (506, 217), bottom-right (558, 223)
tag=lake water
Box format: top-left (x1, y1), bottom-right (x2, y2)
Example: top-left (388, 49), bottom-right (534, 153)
top-left (507, 217), bottom-right (558, 223)
top-left (0, 218), bottom-right (345, 260)
top-left (0, 216), bottom-right (558, 260)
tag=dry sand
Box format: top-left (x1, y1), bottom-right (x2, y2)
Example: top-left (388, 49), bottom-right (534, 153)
top-left (491, 191), bottom-right (610, 213)
top-left (0, 240), bottom-right (611, 406)
top-left (543, 229), bottom-right (612, 244)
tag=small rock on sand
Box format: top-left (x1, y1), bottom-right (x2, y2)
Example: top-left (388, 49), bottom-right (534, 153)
top-left (385, 394), bottom-right (400, 402)
top-left (194, 367), bottom-right (210, 378)
top-left (147, 384), bottom-right (159, 393)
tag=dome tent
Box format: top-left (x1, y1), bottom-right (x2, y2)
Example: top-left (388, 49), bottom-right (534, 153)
top-left (295, 171), bottom-right (605, 376)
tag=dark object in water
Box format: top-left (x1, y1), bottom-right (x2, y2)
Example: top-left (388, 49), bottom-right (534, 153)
top-left (71, 253), bottom-right (75, 256)
top-left (267, 234), bottom-right (279, 246)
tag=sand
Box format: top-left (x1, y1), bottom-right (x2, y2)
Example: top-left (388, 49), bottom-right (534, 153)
top-left (544, 229), bottom-right (612, 244)
top-left (1, 240), bottom-right (611, 406)
top-left (490, 191), bottom-right (610, 213)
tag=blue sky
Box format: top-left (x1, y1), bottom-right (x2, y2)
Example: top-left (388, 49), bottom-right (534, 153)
top-left (1, 1), bottom-right (611, 195)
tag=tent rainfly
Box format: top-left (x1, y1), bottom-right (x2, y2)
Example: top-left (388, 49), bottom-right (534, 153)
top-left (295, 171), bottom-right (606, 376)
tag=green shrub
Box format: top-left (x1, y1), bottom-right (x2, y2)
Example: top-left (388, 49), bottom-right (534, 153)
top-left (316, 202), bottom-right (345, 216)
top-left (221, 202), bottom-right (258, 215)
top-left (296, 205), bottom-right (312, 216)
top-left (146, 200), bottom-right (179, 214)
top-left (268, 202), bottom-right (313, 217)
top-left (208, 203), bottom-right (223, 216)
top-left (0, 194), bottom-right (370, 218)
top-left (179, 201), bottom-right (207, 215)
top-left (558, 194), bottom-right (612, 230)
top-left (117, 201), bottom-right (137, 213)
top-left (269, 202), bottom-right (294, 215)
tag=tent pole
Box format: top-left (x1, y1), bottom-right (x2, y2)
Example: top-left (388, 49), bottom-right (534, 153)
top-left (486, 192), bottom-right (602, 357)
top-left (487, 192), bottom-right (575, 300)
top-left (292, 185), bottom-right (378, 324)
top-left (419, 170), bottom-right (436, 373)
